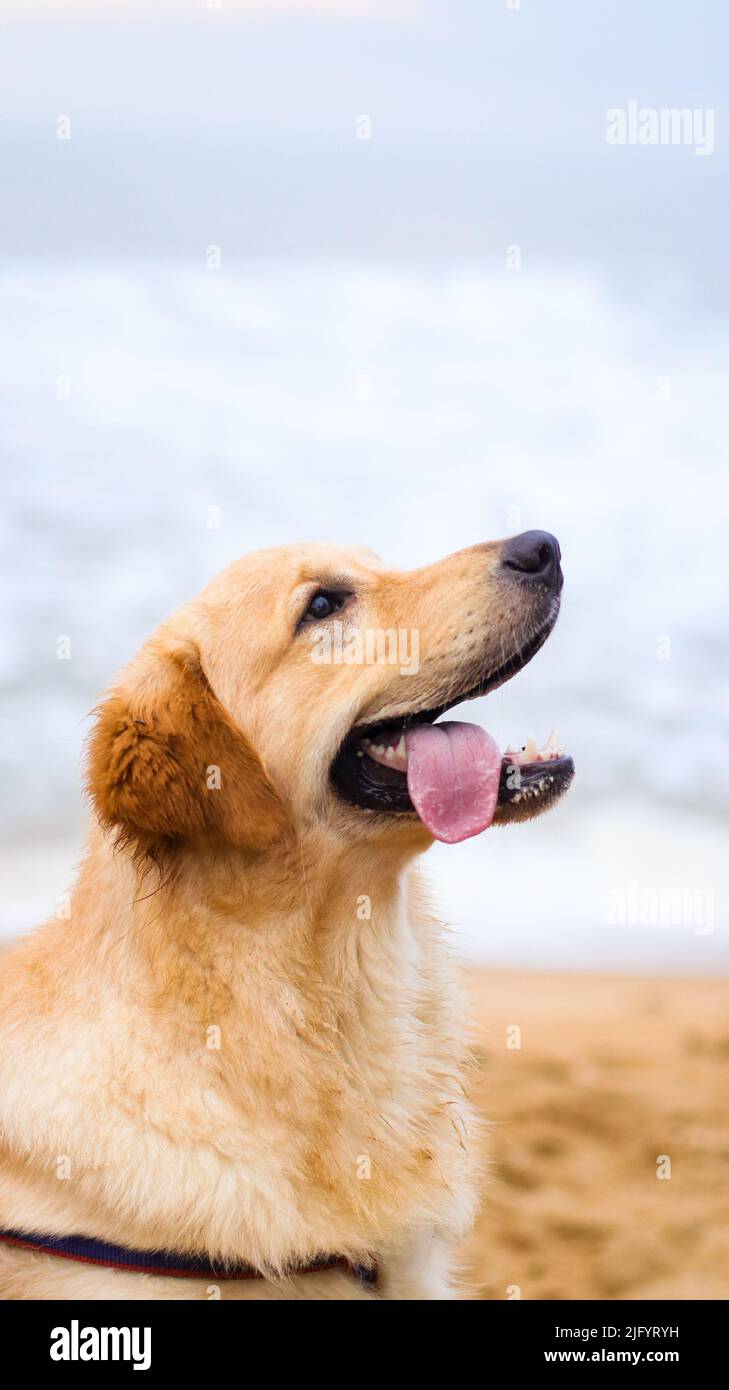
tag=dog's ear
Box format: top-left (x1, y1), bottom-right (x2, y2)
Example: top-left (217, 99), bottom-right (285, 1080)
top-left (86, 638), bottom-right (288, 853)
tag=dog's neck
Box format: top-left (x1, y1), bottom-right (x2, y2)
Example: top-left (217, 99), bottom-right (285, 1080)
top-left (71, 825), bottom-right (427, 1009)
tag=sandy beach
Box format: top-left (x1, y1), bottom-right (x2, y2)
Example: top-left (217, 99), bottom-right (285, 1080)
top-left (461, 970), bottom-right (729, 1300)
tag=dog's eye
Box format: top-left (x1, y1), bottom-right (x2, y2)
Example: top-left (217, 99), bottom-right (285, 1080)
top-left (301, 589), bottom-right (350, 624)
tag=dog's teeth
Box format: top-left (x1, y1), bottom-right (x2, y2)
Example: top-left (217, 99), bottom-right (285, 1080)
top-left (546, 728), bottom-right (558, 748)
top-left (523, 735), bottom-right (538, 761)
top-left (360, 733), bottom-right (408, 772)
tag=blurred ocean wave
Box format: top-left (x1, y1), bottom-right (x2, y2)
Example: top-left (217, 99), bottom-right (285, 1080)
top-left (1, 260), bottom-right (727, 966)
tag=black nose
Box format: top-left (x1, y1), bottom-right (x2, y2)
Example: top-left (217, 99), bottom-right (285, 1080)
top-left (501, 530), bottom-right (563, 591)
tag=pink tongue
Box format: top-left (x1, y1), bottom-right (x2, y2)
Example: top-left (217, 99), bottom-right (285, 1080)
top-left (405, 721), bottom-right (502, 844)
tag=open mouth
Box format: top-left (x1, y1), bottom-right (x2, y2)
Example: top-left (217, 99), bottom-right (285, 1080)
top-left (331, 621), bottom-right (575, 842)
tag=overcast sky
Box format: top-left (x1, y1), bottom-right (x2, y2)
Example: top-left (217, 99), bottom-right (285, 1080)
top-left (1, 0), bottom-right (727, 305)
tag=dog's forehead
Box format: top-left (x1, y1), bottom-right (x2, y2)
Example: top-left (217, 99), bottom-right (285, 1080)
top-left (207, 542), bottom-right (390, 598)
top-left (284, 541), bottom-right (387, 579)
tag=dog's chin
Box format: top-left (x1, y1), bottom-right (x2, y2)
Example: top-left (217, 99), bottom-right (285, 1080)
top-left (330, 615), bottom-right (574, 841)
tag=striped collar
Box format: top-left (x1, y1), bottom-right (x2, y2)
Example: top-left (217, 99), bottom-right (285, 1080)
top-left (0, 1228), bottom-right (377, 1287)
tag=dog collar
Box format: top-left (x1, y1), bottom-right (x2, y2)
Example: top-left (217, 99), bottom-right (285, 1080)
top-left (0, 1228), bottom-right (378, 1286)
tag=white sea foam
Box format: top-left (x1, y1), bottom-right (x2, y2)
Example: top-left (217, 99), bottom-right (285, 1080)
top-left (1, 262), bottom-right (726, 967)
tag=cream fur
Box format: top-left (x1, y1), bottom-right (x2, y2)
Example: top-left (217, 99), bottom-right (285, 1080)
top-left (0, 539), bottom-right (542, 1300)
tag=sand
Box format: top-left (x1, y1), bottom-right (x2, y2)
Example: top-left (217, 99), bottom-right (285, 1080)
top-left (460, 970), bottom-right (729, 1301)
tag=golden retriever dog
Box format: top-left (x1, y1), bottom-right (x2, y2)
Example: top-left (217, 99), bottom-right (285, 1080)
top-left (0, 533), bottom-right (573, 1300)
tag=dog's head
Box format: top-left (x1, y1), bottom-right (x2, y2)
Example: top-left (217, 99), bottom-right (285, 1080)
top-left (87, 535), bottom-right (574, 857)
